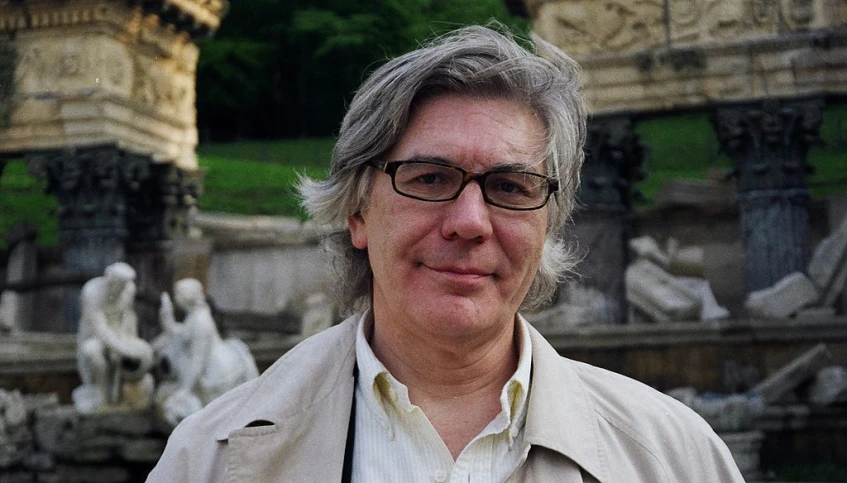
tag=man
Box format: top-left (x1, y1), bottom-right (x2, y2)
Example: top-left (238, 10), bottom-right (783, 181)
top-left (148, 26), bottom-right (744, 482)
top-left (75, 262), bottom-right (154, 413)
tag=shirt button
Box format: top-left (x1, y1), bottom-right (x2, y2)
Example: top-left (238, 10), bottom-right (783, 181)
top-left (434, 470), bottom-right (447, 482)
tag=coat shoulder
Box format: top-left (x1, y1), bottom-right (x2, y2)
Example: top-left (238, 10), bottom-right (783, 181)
top-left (568, 358), bottom-right (744, 482)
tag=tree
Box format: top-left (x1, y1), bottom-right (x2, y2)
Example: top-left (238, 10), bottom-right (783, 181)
top-left (196, 0), bottom-right (530, 140)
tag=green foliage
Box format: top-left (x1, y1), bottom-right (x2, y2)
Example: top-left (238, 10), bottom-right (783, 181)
top-left (0, 160), bottom-right (58, 249)
top-left (198, 0), bottom-right (530, 139)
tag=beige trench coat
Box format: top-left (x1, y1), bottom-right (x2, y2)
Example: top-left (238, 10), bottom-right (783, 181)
top-left (147, 315), bottom-right (744, 482)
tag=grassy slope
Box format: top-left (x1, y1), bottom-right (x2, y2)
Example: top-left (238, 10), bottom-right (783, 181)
top-left (1, 108), bottom-right (844, 249)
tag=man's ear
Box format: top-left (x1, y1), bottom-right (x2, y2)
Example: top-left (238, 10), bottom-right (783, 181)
top-left (347, 212), bottom-right (368, 249)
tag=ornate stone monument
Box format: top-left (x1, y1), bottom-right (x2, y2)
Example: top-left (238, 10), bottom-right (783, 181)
top-left (0, 0), bottom-right (227, 330)
top-left (508, 0), bottom-right (847, 300)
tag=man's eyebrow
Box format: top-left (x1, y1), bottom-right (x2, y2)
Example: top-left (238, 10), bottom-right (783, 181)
top-left (402, 156), bottom-right (542, 173)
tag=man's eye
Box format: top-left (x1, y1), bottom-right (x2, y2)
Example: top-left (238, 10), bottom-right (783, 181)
top-left (415, 173), bottom-right (445, 185)
top-left (489, 176), bottom-right (534, 197)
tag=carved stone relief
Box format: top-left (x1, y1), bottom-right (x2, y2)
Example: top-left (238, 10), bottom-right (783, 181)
top-left (783, 0), bottom-right (817, 29)
top-left (535, 0), bottom-right (664, 56)
top-left (830, 0), bottom-right (847, 23)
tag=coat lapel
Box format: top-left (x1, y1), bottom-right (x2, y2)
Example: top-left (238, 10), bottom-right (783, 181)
top-left (214, 317), bottom-right (359, 483)
top-left (524, 322), bottom-right (610, 482)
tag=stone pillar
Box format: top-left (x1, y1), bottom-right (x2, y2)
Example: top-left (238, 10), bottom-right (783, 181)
top-left (559, 116), bottom-right (645, 324)
top-left (712, 100), bottom-right (822, 293)
top-left (26, 145), bottom-right (150, 329)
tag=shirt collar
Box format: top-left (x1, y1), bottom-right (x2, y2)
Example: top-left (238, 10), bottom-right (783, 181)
top-left (354, 312), bottom-right (533, 445)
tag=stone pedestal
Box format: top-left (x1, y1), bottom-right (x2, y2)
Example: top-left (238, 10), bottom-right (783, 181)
top-left (713, 100), bottom-right (822, 293)
top-left (720, 430), bottom-right (764, 482)
top-left (559, 116), bottom-right (644, 324)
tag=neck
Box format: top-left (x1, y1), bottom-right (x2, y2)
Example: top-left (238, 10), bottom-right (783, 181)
top-left (368, 310), bottom-right (520, 458)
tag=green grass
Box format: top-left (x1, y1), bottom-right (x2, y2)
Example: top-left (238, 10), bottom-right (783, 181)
top-left (196, 138), bottom-right (335, 168)
top-left (198, 153), bottom-right (328, 218)
top-left (635, 113), bottom-right (731, 204)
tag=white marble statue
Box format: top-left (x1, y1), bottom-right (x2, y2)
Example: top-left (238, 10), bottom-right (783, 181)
top-left (73, 262), bottom-right (155, 414)
top-left (153, 278), bottom-right (259, 426)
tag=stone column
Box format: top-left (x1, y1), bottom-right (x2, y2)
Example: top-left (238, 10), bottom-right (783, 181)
top-left (559, 116), bottom-right (645, 324)
top-left (26, 145), bottom-right (151, 329)
top-left (712, 100), bottom-right (822, 293)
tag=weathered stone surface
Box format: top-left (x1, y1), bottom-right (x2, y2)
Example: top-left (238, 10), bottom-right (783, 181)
top-left (0, 0), bottom-right (226, 170)
top-left (529, 283), bottom-right (619, 329)
top-left (628, 236), bottom-right (669, 269)
top-left (750, 343), bottom-right (832, 404)
top-left (0, 472), bottom-right (34, 483)
top-left (117, 438), bottom-right (165, 463)
top-left (625, 259), bottom-right (701, 322)
top-left (0, 225), bottom-right (38, 332)
top-left (529, 1), bottom-right (847, 115)
top-left (666, 387), bottom-right (765, 432)
top-left (39, 465), bottom-right (130, 483)
top-left (808, 366), bottom-right (847, 407)
top-left (667, 238), bottom-right (705, 277)
top-left (808, 216), bottom-right (847, 304)
top-left (744, 272), bottom-right (819, 318)
top-left (719, 430), bottom-right (765, 482)
top-left (655, 178), bottom-right (735, 212)
top-left (678, 277), bottom-right (730, 321)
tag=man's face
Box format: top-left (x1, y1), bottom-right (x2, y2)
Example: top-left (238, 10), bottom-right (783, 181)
top-left (348, 94), bottom-right (549, 342)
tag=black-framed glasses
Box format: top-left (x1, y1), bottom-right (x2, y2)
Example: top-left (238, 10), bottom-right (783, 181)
top-left (368, 160), bottom-right (558, 211)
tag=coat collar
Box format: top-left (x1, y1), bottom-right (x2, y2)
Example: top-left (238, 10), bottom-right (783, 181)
top-left (524, 321), bottom-right (610, 482)
top-left (210, 314), bottom-right (609, 482)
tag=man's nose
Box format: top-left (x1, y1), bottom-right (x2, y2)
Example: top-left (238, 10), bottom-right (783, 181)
top-left (441, 181), bottom-right (493, 241)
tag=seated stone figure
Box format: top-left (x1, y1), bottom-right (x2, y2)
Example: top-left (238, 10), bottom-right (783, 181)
top-left (153, 278), bottom-right (259, 426)
top-left (74, 262), bottom-right (155, 413)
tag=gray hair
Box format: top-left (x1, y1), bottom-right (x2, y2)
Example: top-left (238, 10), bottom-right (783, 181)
top-left (299, 24), bottom-right (586, 313)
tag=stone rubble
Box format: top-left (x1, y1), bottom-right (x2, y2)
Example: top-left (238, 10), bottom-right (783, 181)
top-left (625, 236), bottom-right (729, 323)
top-left (808, 366), bottom-right (847, 407)
top-left (808, 215), bottom-right (847, 306)
top-left (0, 390), bottom-right (165, 482)
top-left (744, 272), bottom-right (819, 319)
top-left (750, 344), bottom-right (832, 405)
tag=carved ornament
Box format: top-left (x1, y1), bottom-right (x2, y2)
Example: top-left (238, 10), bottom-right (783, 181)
top-left (534, 0), bottom-right (664, 56)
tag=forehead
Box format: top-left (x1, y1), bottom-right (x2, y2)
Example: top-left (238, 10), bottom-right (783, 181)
top-left (387, 94), bottom-right (546, 170)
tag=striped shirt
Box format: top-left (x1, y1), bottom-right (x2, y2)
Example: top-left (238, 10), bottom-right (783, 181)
top-left (351, 314), bottom-right (533, 482)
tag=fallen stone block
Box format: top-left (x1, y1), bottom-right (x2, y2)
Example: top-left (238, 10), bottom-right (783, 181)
top-left (749, 343), bottom-right (832, 404)
top-left (629, 236), bottom-right (669, 268)
top-left (626, 260), bottom-right (701, 322)
top-left (808, 366), bottom-right (847, 406)
top-left (667, 238), bottom-right (706, 277)
top-left (808, 216), bottom-right (847, 304)
top-left (678, 277), bottom-right (730, 321)
top-left (744, 272), bottom-right (819, 318)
